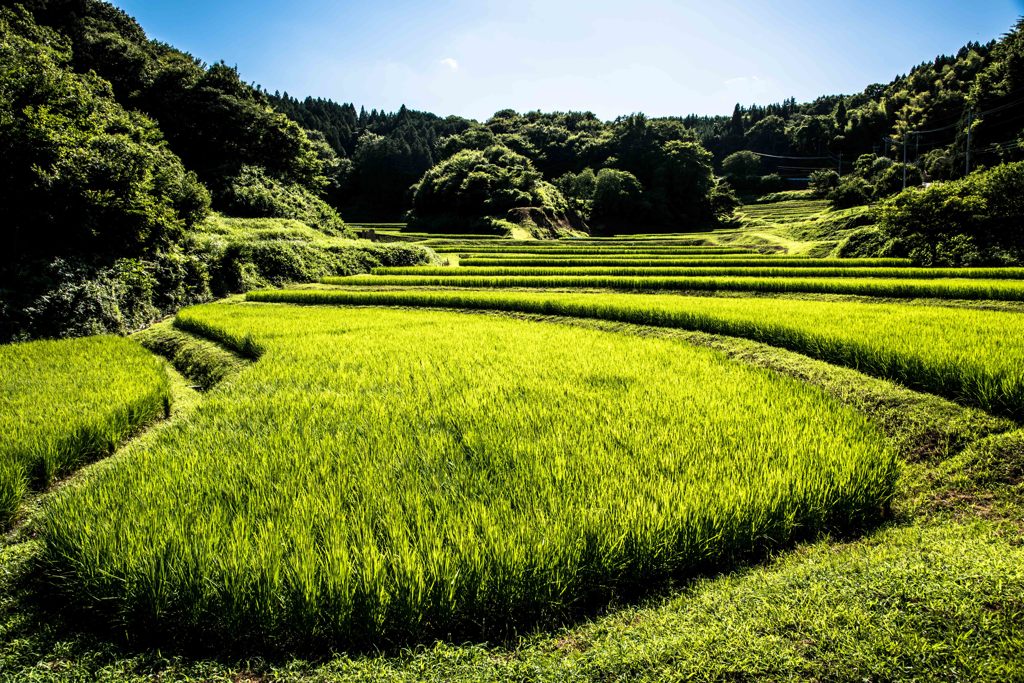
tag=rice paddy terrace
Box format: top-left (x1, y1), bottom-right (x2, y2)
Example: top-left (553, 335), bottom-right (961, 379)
top-left (3, 195), bottom-right (1023, 680)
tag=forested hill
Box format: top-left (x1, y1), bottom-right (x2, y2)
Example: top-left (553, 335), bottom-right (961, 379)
top-left (269, 97), bottom-right (473, 219)
top-left (687, 28), bottom-right (1024, 180)
top-left (15, 0), bottom-right (347, 230)
top-left (267, 20), bottom-right (1022, 223)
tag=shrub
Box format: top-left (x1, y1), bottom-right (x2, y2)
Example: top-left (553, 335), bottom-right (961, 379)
top-left (808, 169), bottom-right (840, 197)
top-left (878, 161), bottom-right (1024, 265)
top-left (758, 173), bottom-right (786, 193)
top-left (410, 145), bottom-right (580, 232)
top-left (710, 179), bottom-right (741, 217)
top-left (554, 168), bottom-right (597, 216)
top-left (591, 168), bottom-right (648, 227)
top-left (829, 177), bottom-right (873, 208)
top-left (218, 166), bottom-right (348, 235)
top-left (722, 150), bottom-right (763, 187)
top-left (873, 163), bottom-right (924, 198)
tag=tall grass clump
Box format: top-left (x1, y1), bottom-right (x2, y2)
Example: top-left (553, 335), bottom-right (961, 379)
top-left (248, 289), bottom-right (1024, 419)
top-left (319, 274), bottom-right (1024, 301)
top-left (41, 304), bottom-right (896, 650)
top-left (0, 336), bottom-right (170, 527)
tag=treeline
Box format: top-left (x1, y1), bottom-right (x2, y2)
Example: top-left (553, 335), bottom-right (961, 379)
top-left (270, 96), bottom-right (473, 219)
top-left (274, 99), bottom-right (733, 233)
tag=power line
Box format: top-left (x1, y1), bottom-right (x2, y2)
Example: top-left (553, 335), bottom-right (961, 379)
top-left (747, 151), bottom-right (837, 161)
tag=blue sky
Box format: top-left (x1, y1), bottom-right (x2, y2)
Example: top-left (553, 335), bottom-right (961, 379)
top-left (113, 0), bottom-right (1023, 121)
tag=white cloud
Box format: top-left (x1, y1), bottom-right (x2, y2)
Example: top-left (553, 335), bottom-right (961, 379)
top-left (439, 57), bottom-right (459, 71)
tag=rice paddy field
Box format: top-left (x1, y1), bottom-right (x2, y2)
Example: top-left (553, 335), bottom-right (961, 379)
top-left (3, 194), bottom-right (1024, 680)
top-left (40, 304), bottom-right (898, 649)
top-left (320, 273), bottom-right (1024, 301)
top-left (0, 336), bottom-right (170, 527)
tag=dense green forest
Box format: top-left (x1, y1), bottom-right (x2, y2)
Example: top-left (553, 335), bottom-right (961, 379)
top-left (2, 0), bottom-right (1023, 340)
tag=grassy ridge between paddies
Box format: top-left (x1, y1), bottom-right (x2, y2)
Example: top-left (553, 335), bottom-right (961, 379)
top-left (0, 336), bottom-right (170, 528)
top-left (373, 266), bottom-right (1024, 279)
top-left (459, 256), bottom-right (914, 267)
top-left (248, 289), bottom-right (1024, 419)
top-left (41, 304), bottom-right (897, 650)
top-left (319, 273), bottom-right (1024, 302)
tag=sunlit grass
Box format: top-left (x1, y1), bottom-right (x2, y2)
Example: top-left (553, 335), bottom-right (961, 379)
top-left (0, 336), bottom-right (169, 527)
top-left (42, 304), bottom-right (896, 649)
top-left (248, 288), bottom-right (1024, 418)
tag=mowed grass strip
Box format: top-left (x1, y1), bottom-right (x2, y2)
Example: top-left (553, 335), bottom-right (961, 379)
top-left (458, 257), bottom-right (913, 267)
top-left (42, 305), bottom-right (896, 650)
top-left (373, 266), bottom-right (1024, 279)
top-left (318, 274), bottom-right (1024, 302)
top-left (0, 336), bottom-right (170, 527)
top-left (248, 289), bottom-right (1024, 419)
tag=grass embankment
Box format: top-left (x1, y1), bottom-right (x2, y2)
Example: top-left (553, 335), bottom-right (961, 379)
top-left (40, 304), bottom-right (897, 650)
top-left (249, 289), bottom-right (1024, 419)
top-left (0, 337), bottom-right (170, 528)
top-left (319, 273), bottom-right (1024, 302)
top-left (133, 321), bottom-right (249, 391)
top-left (374, 266), bottom-right (1024, 279)
top-left (732, 196), bottom-right (879, 256)
top-left (195, 216), bottom-right (438, 293)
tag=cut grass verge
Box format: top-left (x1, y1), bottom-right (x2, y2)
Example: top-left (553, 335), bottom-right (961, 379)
top-left (134, 320), bottom-right (249, 391)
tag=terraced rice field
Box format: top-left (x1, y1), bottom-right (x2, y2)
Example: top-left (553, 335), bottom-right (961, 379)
top-left (430, 246), bottom-right (759, 255)
top-left (458, 256), bottom-right (913, 267)
top-left (373, 266), bottom-right (1024, 279)
top-left (0, 336), bottom-right (170, 527)
top-left (739, 198), bottom-right (832, 223)
top-left (319, 273), bottom-right (1024, 301)
top-left (12, 205), bottom-right (1024, 666)
top-left (247, 288), bottom-right (1024, 418)
top-left (42, 304), bottom-right (897, 648)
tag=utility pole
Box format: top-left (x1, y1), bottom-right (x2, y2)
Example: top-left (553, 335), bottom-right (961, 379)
top-left (902, 134), bottom-right (908, 190)
top-left (965, 109), bottom-right (973, 175)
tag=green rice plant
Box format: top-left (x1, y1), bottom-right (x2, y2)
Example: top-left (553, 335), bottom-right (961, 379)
top-left (431, 246), bottom-right (758, 255)
top-left (318, 274), bottom-right (1024, 301)
top-left (247, 289), bottom-right (1024, 419)
top-left (41, 304), bottom-right (896, 650)
top-left (0, 457), bottom-right (27, 530)
top-left (372, 266), bottom-right (1024, 279)
top-left (459, 257), bottom-right (912, 267)
top-left (0, 336), bottom-right (170, 527)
